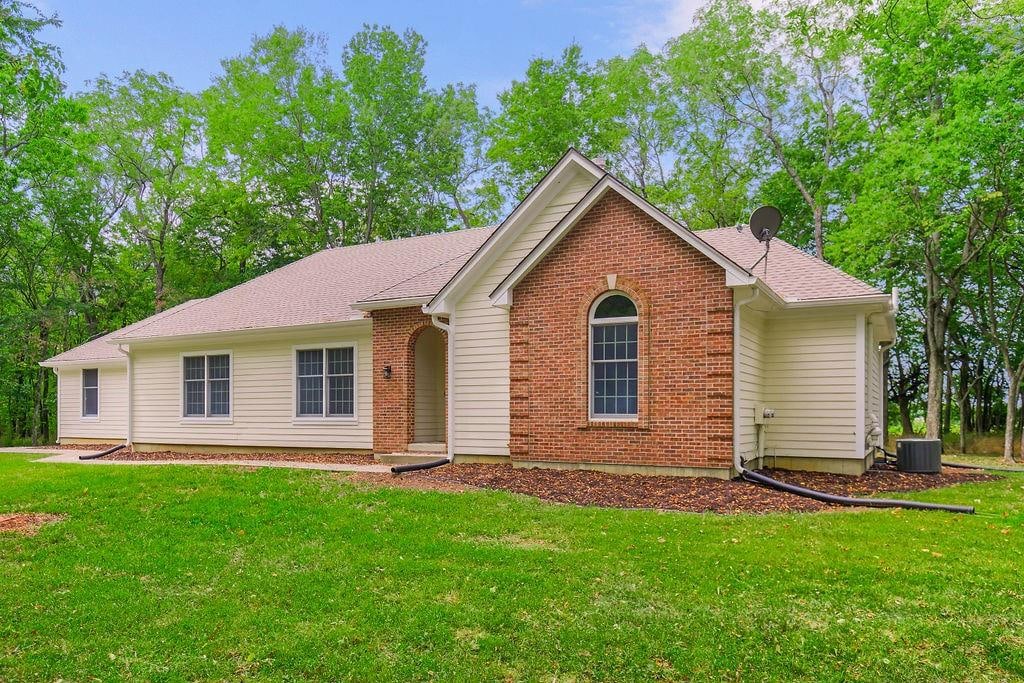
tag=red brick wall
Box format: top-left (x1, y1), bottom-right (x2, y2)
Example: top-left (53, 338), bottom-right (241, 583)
top-left (370, 307), bottom-right (446, 453)
top-left (509, 190), bottom-right (733, 470)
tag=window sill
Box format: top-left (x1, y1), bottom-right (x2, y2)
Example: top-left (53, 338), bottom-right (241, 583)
top-left (292, 416), bottom-right (358, 426)
top-left (180, 417), bottom-right (233, 425)
top-left (80, 416), bottom-right (99, 422)
top-left (581, 418), bottom-right (647, 430)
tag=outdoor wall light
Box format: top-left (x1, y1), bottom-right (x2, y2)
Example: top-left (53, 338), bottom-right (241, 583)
top-left (383, 365), bottom-right (392, 379)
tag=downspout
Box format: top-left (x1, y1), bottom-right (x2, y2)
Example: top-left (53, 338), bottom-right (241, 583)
top-left (54, 368), bottom-right (61, 444)
top-left (391, 313), bottom-right (454, 474)
top-left (733, 287), bottom-right (760, 475)
top-left (117, 344), bottom-right (133, 447)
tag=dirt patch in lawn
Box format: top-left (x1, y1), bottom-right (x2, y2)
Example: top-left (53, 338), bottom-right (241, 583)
top-left (107, 450), bottom-right (377, 466)
top-left (377, 463), bottom-right (996, 514)
top-left (0, 513), bottom-right (64, 536)
top-left (349, 471), bottom-right (473, 493)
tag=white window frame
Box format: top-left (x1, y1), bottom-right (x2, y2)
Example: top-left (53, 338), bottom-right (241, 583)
top-left (179, 351), bottom-right (233, 424)
top-left (588, 291), bottom-right (639, 421)
top-left (81, 368), bottom-right (100, 421)
top-left (292, 342), bottom-right (358, 424)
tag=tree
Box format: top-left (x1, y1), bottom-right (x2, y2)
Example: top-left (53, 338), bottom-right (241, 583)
top-left (488, 44), bottom-right (614, 196)
top-left (667, 0), bottom-right (864, 258)
top-left (842, 0), bottom-right (1022, 439)
top-left (86, 71), bottom-right (203, 311)
top-left (204, 26), bottom-right (350, 259)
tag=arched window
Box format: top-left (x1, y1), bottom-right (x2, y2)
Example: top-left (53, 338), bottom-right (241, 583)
top-left (589, 292), bottom-right (638, 418)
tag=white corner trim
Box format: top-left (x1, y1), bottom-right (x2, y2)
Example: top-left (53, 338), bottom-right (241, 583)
top-left (424, 149), bottom-right (605, 316)
top-left (488, 175), bottom-right (756, 307)
top-left (855, 314), bottom-right (866, 456)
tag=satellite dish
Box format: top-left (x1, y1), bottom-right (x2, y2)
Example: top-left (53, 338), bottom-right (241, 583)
top-left (749, 206), bottom-right (782, 243)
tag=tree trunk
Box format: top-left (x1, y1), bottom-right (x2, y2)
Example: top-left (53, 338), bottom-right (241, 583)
top-left (154, 258), bottom-right (167, 312)
top-left (943, 362), bottom-right (953, 435)
top-left (813, 204), bottom-right (824, 260)
top-left (898, 395), bottom-right (915, 436)
top-left (1004, 373), bottom-right (1019, 464)
top-left (925, 336), bottom-right (944, 439)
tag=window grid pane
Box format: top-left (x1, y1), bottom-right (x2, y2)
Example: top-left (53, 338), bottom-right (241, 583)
top-left (184, 356), bottom-right (205, 381)
top-left (297, 349), bottom-right (323, 377)
top-left (592, 322), bottom-right (638, 417)
top-left (208, 354), bottom-right (230, 380)
top-left (328, 375), bottom-right (354, 417)
top-left (184, 380), bottom-right (205, 416)
top-left (297, 376), bottom-right (324, 416)
top-left (83, 389), bottom-right (98, 417)
top-left (209, 379), bottom-right (230, 416)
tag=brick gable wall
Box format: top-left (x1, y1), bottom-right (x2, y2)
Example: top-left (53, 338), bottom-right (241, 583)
top-left (508, 191), bottom-right (734, 470)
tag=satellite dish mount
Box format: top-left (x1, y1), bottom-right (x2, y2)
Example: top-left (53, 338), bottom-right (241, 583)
top-left (747, 205), bottom-right (782, 275)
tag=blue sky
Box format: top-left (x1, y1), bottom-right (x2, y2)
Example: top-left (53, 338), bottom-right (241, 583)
top-left (38, 0), bottom-right (701, 105)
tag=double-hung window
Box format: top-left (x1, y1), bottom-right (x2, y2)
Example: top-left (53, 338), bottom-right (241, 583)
top-left (590, 293), bottom-right (638, 419)
top-left (296, 345), bottom-right (356, 418)
top-left (82, 369), bottom-right (99, 418)
top-left (182, 354), bottom-right (231, 418)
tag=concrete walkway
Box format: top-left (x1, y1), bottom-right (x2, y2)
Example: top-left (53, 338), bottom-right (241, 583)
top-left (0, 447), bottom-right (390, 474)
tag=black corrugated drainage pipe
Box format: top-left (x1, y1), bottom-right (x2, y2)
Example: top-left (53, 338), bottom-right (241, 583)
top-left (391, 457), bottom-right (451, 475)
top-left (740, 468), bottom-right (974, 514)
top-left (879, 445), bottom-right (1022, 473)
top-left (79, 443), bottom-right (127, 461)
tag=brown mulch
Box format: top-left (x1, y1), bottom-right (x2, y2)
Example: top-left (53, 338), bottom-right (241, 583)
top-left (106, 449), bottom-right (377, 465)
top-left (379, 463), bottom-right (997, 514)
top-left (0, 513), bottom-right (64, 536)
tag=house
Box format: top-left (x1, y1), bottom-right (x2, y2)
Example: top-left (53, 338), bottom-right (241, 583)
top-left (42, 150), bottom-right (896, 477)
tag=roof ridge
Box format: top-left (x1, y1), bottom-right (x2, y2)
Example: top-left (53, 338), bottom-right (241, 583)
top-left (361, 246), bottom-right (487, 302)
top-left (326, 224), bottom-right (497, 252)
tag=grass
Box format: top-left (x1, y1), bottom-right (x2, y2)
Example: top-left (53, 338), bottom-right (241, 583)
top-left (1, 454), bottom-right (1023, 682)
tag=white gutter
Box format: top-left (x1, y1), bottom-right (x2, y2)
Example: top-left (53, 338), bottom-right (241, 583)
top-left (429, 313), bottom-right (455, 461)
top-left (117, 344), bottom-right (133, 446)
top-left (733, 286), bottom-right (760, 475)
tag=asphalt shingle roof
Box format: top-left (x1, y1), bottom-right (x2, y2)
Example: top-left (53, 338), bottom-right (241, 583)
top-left (45, 199), bottom-right (882, 364)
top-left (698, 227), bottom-right (882, 302)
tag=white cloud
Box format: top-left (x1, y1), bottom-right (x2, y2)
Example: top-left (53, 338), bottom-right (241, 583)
top-left (618, 0), bottom-right (765, 50)
top-left (620, 0), bottom-right (705, 49)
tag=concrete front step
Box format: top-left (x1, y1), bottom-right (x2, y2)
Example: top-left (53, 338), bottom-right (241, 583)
top-left (375, 452), bottom-right (448, 465)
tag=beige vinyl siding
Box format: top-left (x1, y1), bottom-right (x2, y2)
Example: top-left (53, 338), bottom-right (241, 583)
top-left (58, 364), bottom-right (128, 440)
top-left (414, 327), bottom-right (445, 442)
top-left (131, 324), bottom-right (372, 449)
top-left (737, 308), bottom-right (765, 462)
top-left (452, 171), bottom-right (597, 456)
top-left (761, 310), bottom-right (859, 460)
top-left (866, 322), bottom-right (883, 447)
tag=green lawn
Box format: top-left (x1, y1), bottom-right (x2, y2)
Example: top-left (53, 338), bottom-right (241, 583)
top-left (1, 454), bottom-right (1023, 682)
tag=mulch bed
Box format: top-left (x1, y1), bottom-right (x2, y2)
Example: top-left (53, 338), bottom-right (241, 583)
top-left (0, 513), bottom-right (64, 536)
top-left (382, 463), bottom-right (997, 514)
top-left (105, 449), bottom-right (377, 466)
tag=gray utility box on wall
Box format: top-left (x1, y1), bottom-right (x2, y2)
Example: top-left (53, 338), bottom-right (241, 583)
top-left (895, 438), bottom-right (942, 474)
